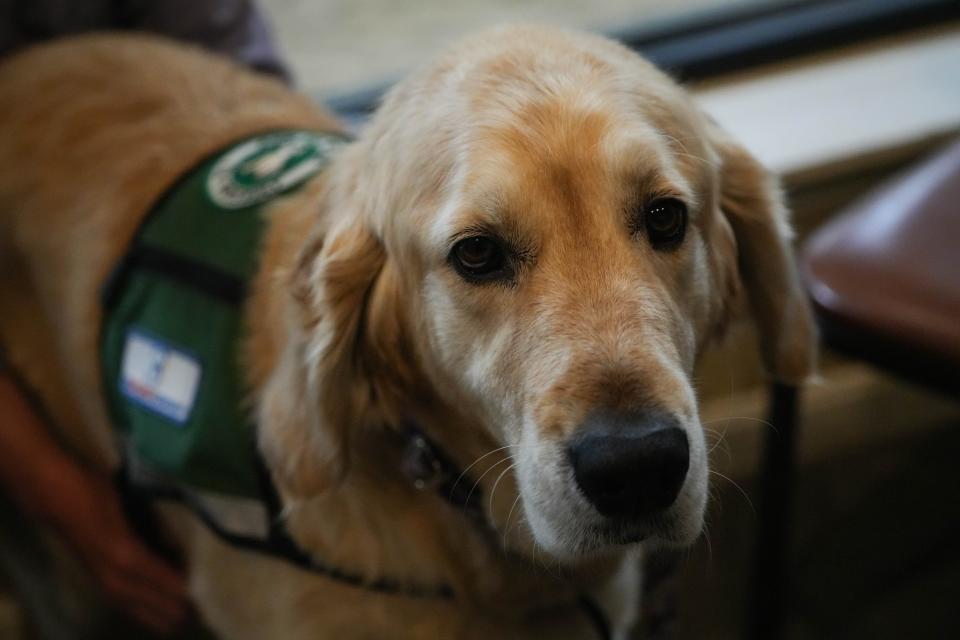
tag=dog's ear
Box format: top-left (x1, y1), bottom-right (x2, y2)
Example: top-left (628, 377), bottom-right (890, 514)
top-left (709, 122), bottom-right (817, 384)
top-left (258, 217), bottom-right (386, 497)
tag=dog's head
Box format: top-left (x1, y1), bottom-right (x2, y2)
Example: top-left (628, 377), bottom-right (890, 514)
top-left (261, 26), bottom-right (815, 560)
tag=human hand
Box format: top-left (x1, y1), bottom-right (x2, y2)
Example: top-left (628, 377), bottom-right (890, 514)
top-left (36, 461), bottom-right (190, 634)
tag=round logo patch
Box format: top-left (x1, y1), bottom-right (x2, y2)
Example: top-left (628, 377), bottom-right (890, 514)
top-left (206, 131), bottom-right (345, 209)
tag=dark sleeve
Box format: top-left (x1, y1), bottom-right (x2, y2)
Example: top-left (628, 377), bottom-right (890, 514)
top-left (115, 0), bottom-right (292, 83)
top-left (0, 0), bottom-right (114, 58)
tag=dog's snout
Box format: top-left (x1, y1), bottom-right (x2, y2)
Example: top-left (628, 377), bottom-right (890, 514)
top-left (567, 411), bottom-right (690, 519)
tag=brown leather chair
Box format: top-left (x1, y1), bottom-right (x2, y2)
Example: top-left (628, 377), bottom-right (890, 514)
top-left (803, 140), bottom-right (960, 395)
top-left (750, 138), bottom-right (960, 640)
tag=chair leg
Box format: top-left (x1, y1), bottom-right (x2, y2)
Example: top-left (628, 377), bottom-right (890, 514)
top-left (750, 382), bottom-right (800, 640)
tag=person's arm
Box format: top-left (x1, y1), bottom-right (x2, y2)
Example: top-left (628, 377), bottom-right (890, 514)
top-left (117, 0), bottom-right (292, 82)
top-left (2, 0), bottom-right (290, 83)
top-left (0, 373), bottom-right (189, 634)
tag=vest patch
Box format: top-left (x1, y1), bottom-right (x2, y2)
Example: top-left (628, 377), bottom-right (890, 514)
top-left (206, 131), bottom-right (342, 209)
top-left (101, 129), bottom-right (349, 499)
top-left (120, 330), bottom-right (201, 425)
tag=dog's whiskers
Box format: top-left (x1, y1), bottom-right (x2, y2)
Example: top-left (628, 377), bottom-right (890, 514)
top-left (462, 455), bottom-right (513, 512)
top-left (701, 519), bottom-right (714, 565)
top-left (708, 469), bottom-right (755, 515)
top-left (487, 462), bottom-right (518, 521)
top-left (703, 426), bottom-right (731, 458)
top-left (502, 493), bottom-right (523, 548)
top-left (703, 415), bottom-right (777, 433)
top-left (659, 132), bottom-right (717, 168)
top-left (449, 444), bottom-right (525, 496)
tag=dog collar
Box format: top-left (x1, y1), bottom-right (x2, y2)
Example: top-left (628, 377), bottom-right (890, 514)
top-left (398, 421), bottom-right (486, 524)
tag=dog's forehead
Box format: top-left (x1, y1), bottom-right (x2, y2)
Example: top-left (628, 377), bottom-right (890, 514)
top-left (425, 99), bottom-right (697, 249)
top-left (411, 35), bottom-right (713, 252)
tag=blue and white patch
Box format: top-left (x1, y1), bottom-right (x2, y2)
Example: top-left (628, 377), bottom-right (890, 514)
top-left (120, 330), bottom-right (202, 424)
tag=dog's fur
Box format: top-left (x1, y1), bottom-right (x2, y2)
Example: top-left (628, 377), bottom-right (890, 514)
top-left (0, 26), bottom-right (815, 639)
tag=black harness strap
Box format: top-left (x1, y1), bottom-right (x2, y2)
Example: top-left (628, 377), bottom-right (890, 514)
top-left (102, 243), bottom-right (247, 310)
top-left (117, 453), bottom-right (453, 599)
top-left (249, 446), bottom-right (456, 599)
top-left (118, 431), bottom-right (612, 637)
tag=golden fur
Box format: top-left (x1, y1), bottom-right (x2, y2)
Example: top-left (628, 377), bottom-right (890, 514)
top-left (0, 27), bottom-right (815, 639)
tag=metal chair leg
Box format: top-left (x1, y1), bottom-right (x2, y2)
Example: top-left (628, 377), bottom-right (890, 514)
top-left (750, 382), bottom-right (800, 640)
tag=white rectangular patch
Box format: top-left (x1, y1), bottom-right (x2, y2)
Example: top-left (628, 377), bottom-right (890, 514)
top-left (120, 331), bottom-right (201, 424)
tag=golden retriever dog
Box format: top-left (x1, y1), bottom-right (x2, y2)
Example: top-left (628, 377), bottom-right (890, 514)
top-left (0, 25), bottom-right (815, 639)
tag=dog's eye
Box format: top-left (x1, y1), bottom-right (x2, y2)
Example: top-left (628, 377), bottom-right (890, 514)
top-left (450, 236), bottom-right (508, 282)
top-left (644, 198), bottom-right (687, 249)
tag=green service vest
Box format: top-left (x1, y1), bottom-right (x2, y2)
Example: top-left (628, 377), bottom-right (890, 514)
top-left (101, 130), bottom-right (348, 499)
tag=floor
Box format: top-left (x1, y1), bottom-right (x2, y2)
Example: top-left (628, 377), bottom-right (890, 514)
top-left (672, 398), bottom-right (960, 639)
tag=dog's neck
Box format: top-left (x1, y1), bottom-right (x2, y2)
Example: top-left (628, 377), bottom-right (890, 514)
top-left (277, 401), bottom-right (624, 611)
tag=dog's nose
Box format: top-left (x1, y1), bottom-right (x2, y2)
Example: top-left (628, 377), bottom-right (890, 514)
top-left (567, 411), bottom-right (690, 518)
